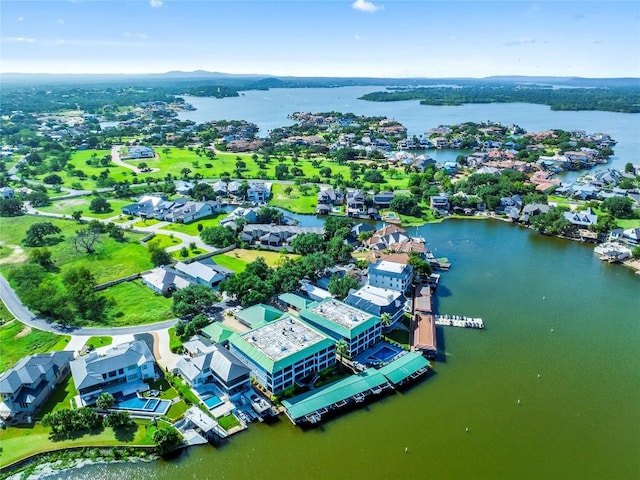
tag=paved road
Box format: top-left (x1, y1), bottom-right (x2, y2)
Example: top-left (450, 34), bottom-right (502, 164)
top-left (0, 274), bottom-right (177, 336)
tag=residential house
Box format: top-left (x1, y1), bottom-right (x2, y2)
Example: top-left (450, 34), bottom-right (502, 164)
top-left (0, 351), bottom-right (74, 419)
top-left (610, 227), bottom-right (640, 246)
top-left (174, 336), bottom-right (251, 397)
top-left (241, 225), bottom-right (324, 248)
top-left (344, 285), bottom-right (407, 326)
top-left (162, 200), bottom-right (220, 224)
top-left (430, 195), bottom-right (450, 215)
top-left (141, 266), bottom-right (192, 295)
top-left (174, 260), bottom-right (233, 288)
top-left (125, 146), bottom-right (154, 159)
top-left (70, 340), bottom-right (157, 406)
top-left (0, 187), bottom-right (15, 200)
top-left (121, 194), bottom-right (166, 217)
top-left (346, 190), bottom-right (365, 217)
top-left (372, 191), bottom-right (395, 209)
top-left (228, 315), bottom-right (336, 394)
top-left (246, 182), bottom-right (271, 203)
top-left (368, 260), bottom-right (414, 293)
top-left (299, 298), bottom-right (382, 357)
top-left (212, 180), bottom-right (228, 196)
top-left (219, 206), bottom-right (259, 228)
top-left (519, 204), bottom-right (550, 223)
top-left (563, 208), bottom-right (598, 227)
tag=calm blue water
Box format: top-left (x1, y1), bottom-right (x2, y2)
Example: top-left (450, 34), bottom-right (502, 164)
top-left (114, 395), bottom-right (170, 414)
top-left (203, 395), bottom-right (222, 409)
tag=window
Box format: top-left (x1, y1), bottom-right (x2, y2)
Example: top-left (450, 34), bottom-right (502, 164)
top-left (142, 364), bottom-right (148, 370)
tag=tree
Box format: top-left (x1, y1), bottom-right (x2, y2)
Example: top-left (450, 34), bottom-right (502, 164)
top-left (408, 252), bottom-right (432, 278)
top-left (43, 174), bottom-right (63, 185)
top-left (72, 210), bottom-right (83, 222)
top-left (624, 162), bottom-right (634, 173)
top-left (25, 190), bottom-right (50, 207)
top-left (336, 340), bottom-right (349, 366)
top-left (24, 222), bottom-right (62, 247)
top-left (90, 196), bottom-right (111, 214)
top-left (275, 163), bottom-right (289, 180)
top-left (0, 198), bottom-right (23, 216)
top-left (71, 227), bottom-right (100, 253)
top-left (324, 216), bottom-right (353, 241)
top-left (29, 247), bottom-right (54, 270)
top-left (363, 170), bottom-right (385, 183)
top-left (290, 233), bottom-right (325, 256)
top-left (96, 392), bottom-right (115, 410)
top-left (380, 312), bottom-right (392, 328)
top-left (153, 427), bottom-right (182, 455)
top-left (256, 206), bottom-right (284, 224)
top-left (148, 242), bottom-right (173, 266)
top-left (328, 274), bottom-right (360, 299)
top-left (600, 196), bottom-right (634, 219)
top-left (390, 194), bottom-right (423, 217)
top-left (200, 226), bottom-right (236, 248)
top-left (63, 266), bottom-right (112, 321)
top-left (172, 284), bottom-right (220, 317)
top-left (191, 182), bottom-right (216, 201)
top-left (104, 410), bottom-right (133, 428)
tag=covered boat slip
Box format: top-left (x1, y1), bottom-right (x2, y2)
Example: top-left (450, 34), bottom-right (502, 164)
top-left (282, 352), bottom-right (430, 425)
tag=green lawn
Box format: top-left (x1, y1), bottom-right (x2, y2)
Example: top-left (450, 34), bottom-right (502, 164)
top-left (384, 329), bottom-right (410, 347)
top-left (0, 320), bottom-right (71, 373)
top-left (85, 336), bottom-right (113, 350)
top-left (99, 280), bottom-right (174, 327)
top-left (615, 218), bottom-right (640, 229)
top-left (146, 234), bottom-right (183, 250)
top-left (0, 298), bottom-right (17, 323)
top-left (0, 420), bottom-right (154, 468)
top-left (268, 183), bottom-right (318, 214)
top-left (168, 327), bottom-right (183, 353)
top-left (217, 413), bottom-right (241, 430)
top-left (36, 375), bottom-right (77, 418)
top-left (212, 248), bottom-right (299, 273)
top-left (160, 212), bottom-right (226, 236)
top-left (38, 197), bottom-right (134, 220)
top-left (132, 218), bottom-right (161, 228)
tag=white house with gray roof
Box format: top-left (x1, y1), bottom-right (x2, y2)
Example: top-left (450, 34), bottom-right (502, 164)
top-left (174, 260), bottom-right (233, 288)
top-left (70, 340), bottom-right (157, 406)
top-left (368, 260), bottom-right (414, 293)
top-left (0, 351), bottom-right (74, 419)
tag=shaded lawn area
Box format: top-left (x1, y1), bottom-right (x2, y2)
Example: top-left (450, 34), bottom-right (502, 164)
top-left (168, 327), bottom-right (183, 353)
top-left (38, 197), bottom-right (134, 220)
top-left (160, 212), bottom-right (226, 236)
top-left (217, 414), bottom-right (240, 431)
top-left (98, 280), bottom-right (174, 327)
top-left (0, 420), bottom-right (154, 468)
top-left (0, 321), bottom-right (70, 373)
top-left (385, 329), bottom-right (410, 347)
top-left (268, 183), bottom-right (317, 214)
top-left (36, 375), bottom-right (77, 418)
top-left (171, 247), bottom-right (204, 261)
top-left (212, 248), bottom-right (300, 273)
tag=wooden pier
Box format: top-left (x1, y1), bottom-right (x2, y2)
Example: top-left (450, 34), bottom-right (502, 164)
top-left (434, 315), bottom-right (484, 329)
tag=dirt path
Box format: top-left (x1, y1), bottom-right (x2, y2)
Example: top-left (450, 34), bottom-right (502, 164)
top-left (0, 244), bottom-right (27, 265)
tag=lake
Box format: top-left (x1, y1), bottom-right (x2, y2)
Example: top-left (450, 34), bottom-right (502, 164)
top-left (54, 88), bottom-right (639, 479)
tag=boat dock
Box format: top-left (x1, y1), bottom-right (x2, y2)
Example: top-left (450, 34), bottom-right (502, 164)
top-left (434, 315), bottom-right (484, 329)
top-left (411, 284), bottom-right (438, 359)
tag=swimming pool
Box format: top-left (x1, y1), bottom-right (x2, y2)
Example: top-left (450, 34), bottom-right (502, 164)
top-left (367, 345), bottom-right (401, 363)
top-left (113, 395), bottom-right (171, 414)
top-left (204, 395), bottom-right (223, 409)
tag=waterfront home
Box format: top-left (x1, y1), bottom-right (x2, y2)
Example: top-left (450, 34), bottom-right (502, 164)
top-left (317, 189), bottom-right (344, 208)
top-left (141, 266), bottom-right (192, 295)
top-left (162, 199), bottom-right (220, 224)
top-left (430, 195), bottom-right (450, 215)
top-left (70, 340), bottom-right (157, 406)
top-left (299, 298), bottom-right (382, 357)
top-left (519, 204), bottom-right (550, 223)
top-left (228, 315), bottom-right (336, 394)
top-left (563, 208), bottom-right (598, 227)
top-left (368, 260), bottom-right (414, 293)
top-left (594, 242), bottom-right (632, 262)
top-left (174, 336), bottom-right (251, 397)
top-left (372, 191), bottom-right (395, 208)
top-left (219, 206), bottom-right (259, 228)
top-left (0, 351), bottom-right (74, 420)
top-left (246, 182), bottom-right (271, 203)
top-left (234, 303), bottom-right (284, 328)
top-left (174, 260), bottom-right (233, 288)
top-left (212, 180), bottom-right (228, 196)
top-left (346, 190), bottom-right (366, 217)
top-left (344, 285), bottom-right (407, 326)
top-left (609, 227), bottom-right (640, 246)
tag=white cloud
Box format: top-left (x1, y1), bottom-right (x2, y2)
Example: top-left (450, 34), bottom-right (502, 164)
top-left (57, 19), bottom-right (65, 24)
top-left (17, 16), bottom-right (24, 22)
top-left (354, 34), bottom-right (365, 41)
top-left (123, 32), bottom-right (150, 39)
top-left (352, 0), bottom-right (382, 13)
top-left (505, 37), bottom-right (537, 47)
top-left (150, 0), bottom-right (163, 8)
top-left (5, 37), bottom-right (36, 43)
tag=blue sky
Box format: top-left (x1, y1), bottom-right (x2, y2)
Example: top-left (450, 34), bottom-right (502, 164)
top-left (1, 1), bottom-right (639, 77)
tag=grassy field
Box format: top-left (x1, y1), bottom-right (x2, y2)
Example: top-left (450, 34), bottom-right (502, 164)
top-left (0, 215), bottom-right (152, 284)
top-left (31, 147), bottom-right (412, 192)
top-left (146, 234), bottom-right (182, 250)
top-left (36, 375), bottom-right (77, 418)
top-left (0, 321), bottom-right (71, 372)
top-left (132, 218), bottom-right (160, 228)
top-left (0, 298), bottom-right (17, 323)
top-left (100, 280), bottom-right (174, 327)
top-left (615, 218), bottom-right (640, 229)
top-left (212, 248), bottom-right (299, 272)
top-left (0, 420), bottom-right (154, 468)
top-left (160, 212), bottom-right (226, 235)
top-left (217, 413), bottom-right (241, 431)
top-left (268, 183), bottom-right (318, 214)
top-left (38, 196), bottom-right (133, 220)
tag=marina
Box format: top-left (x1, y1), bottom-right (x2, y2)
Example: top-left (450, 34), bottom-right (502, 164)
top-left (434, 315), bottom-right (485, 329)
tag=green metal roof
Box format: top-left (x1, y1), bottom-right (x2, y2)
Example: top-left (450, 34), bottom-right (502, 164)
top-left (200, 322), bottom-right (235, 344)
top-left (278, 293), bottom-right (312, 310)
top-left (228, 319), bottom-right (336, 373)
top-left (235, 304), bottom-right (284, 327)
top-left (376, 352), bottom-right (430, 385)
top-left (300, 299), bottom-right (381, 339)
top-left (282, 369), bottom-right (389, 421)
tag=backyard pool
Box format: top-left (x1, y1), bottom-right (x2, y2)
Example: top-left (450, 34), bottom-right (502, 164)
top-left (113, 394), bottom-right (171, 415)
top-left (203, 395), bottom-right (223, 410)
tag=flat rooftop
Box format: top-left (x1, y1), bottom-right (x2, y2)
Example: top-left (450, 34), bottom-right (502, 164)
top-left (373, 260), bottom-right (408, 274)
top-left (241, 316), bottom-right (326, 362)
top-left (309, 299), bottom-right (371, 329)
top-left (351, 285), bottom-right (402, 306)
